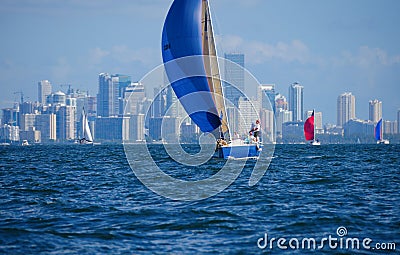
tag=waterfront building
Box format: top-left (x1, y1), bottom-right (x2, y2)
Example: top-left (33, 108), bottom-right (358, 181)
top-left (288, 82), bottom-right (304, 121)
top-left (282, 121), bottom-right (304, 143)
top-left (258, 84), bottom-right (276, 112)
top-left (260, 108), bottom-right (274, 142)
top-left (343, 119), bottom-right (374, 138)
top-left (56, 105), bottom-right (76, 142)
top-left (224, 53), bottom-right (245, 107)
top-left (237, 97), bottom-right (259, 136)
top-left (397, 109), bottom-right (400, 134)
top-left (20, 127), bottom-right (41, 143)
top-left (0, 124), bottom-right (19, 142)
top-left (128, 114), bottom-right (145, 142)
top-left (148, 116), bottom-right (178, 142)
top-left (97, 73), bottom-right (119, 117)
top-left (2, 107), bottom-right (19, 126)
top-left (368, 99), bottom-right (382, 123)
top-left (95, 116), bottom-right (130, 141)
top-left (121, 82), bottom-right (145, 115)
top-left (276, 108), bottom-right (292, 138)
top-left (383, 120), bottom-right (397, 135)
top-left (305, 110), bottom-right (323, 132)
top-left (20, 113), bottom-right (37, 131)
top-left (337, 92), bottom-right (356, 127)
top-left (35, 113), bottom-right (57, 142)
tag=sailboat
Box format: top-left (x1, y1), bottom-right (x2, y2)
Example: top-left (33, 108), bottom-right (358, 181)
top-left (304, 110), bottom-right (320, 145)
top-left (79, 107), bottom-right (93, 145)
top-left (375, 118), bottom-right (389, 144)
top-left (162, 0), bottom-right (261, 159)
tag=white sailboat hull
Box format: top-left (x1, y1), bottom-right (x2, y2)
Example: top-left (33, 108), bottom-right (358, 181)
top-left (311, 140), bottom-right (321, 146)
top-left (377, 139), bottom-right (390, 144)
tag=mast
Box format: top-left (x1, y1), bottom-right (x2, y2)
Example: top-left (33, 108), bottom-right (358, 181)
top-left (313, 109), bottom-right (316, 142)
top-left (81, 108), bottom-right (86, 139)
top-left (201, 0), bottom-right (230, 140)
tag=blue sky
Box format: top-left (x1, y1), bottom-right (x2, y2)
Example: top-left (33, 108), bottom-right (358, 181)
top-left (1, 0), bottom-right (399, 124)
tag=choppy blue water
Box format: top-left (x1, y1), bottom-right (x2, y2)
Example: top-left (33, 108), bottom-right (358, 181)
top-left (0, 144), bottom-right (399, 254)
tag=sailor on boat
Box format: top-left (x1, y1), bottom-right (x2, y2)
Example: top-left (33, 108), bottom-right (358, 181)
top-left (249, 120), bottom-right (261, 142)
top-left (249, 120), bottom-right (261, 150)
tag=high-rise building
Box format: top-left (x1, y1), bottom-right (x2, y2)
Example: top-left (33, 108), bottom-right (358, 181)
top-left (257, 84), bottom-right (276, 142)
top-left (275, 94), bottom-right (288, 111)
top-left (398, 109), bottom-right (400, 134)
top-left (237, 97), bottom-right (259, 135)
top-left (87, 96), bottom-right (97, 116)
top-left (56, 98), bottom-right (76, 141)
top-left (128, 114), bottom-right (145, 142)
top-left (163, 85), bottom-right (186, 119)
top-left (260, 109), bottom-right (274, 142)
top-left (38, 80), bottom-right (52, 105)
top-left (258, 84), bottom-right (276, 112)
top-left (337, 92), bottom-right (356, 127)
top-left (35, 113), bottom-right (56, 142)
top-left (48, 91), bottom-right (66, 106)
top-left (20, 114), bottom-right (37, 131)
top-left (343, 119), bottom-right (374, 138)
top-left (151, 87), bottom-right (165, 118)
top-left (95, 116), bottom-right (130, 141)
top-left (369, 99), bottom-right (382, 123)
top-left (97, 73), bottom-right (119, 117)
top-left (113, 74), bottom-right (131, 98)
top-left (275, 108), bottom-right (292, 137)
top-left (383, 120), bottom-right (397, 135)
top-left (305, 110), bottom-right (323, 131)
top-left (224, 53), bottom-right (245, 106)
top-left (288, 82), bottom-right (304, 121)
top-left (121, 82), bottom-right (145, 115)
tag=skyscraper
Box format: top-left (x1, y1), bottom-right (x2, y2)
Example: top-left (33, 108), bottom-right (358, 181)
top-left (337, 92), bottom-right (356, 127)
top-left (257, 84), bottom-right (276, 112)
top-left (97, 73), bottom-right (119, 117)
top-left (224, 53), bottom-right (244, 106)
top-left (397, 109), bottom-right (400, 134)
top-left (38, 80), bottom-right (52, 105)
top-left (237, 97), bottom-right (259, 135)
top-left (369, 99), bottom-right (382, 123)
top-left (257, 84), bottom-right (276, 141)
top-left (35, 113), bottom-right (56, 142)
top-left (288, 82), bottom-right (304, 121)
top-left (121, 82), bottom-right (145, 115)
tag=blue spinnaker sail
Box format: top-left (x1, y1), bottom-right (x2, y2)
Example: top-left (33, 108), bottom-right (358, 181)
top-left (162, 0), bottom-right (221, 133)
top-left (375, 119), bottom-right (382, 141)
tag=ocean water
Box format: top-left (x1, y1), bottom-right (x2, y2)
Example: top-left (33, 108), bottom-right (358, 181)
top-left (0, 144), bottom-right (399, 254)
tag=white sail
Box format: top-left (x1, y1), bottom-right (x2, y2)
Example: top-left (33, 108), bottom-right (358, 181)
top-left (201, 0), bottom-right (230, 139)
top-left (81, 108), bottom-right (93, 142)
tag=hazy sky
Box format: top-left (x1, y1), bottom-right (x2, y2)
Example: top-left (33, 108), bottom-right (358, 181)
top-left (1, 0), bottom-right (399, 124)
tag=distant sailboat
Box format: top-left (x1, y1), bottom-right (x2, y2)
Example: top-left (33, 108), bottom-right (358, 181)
top-left (79, 108), bottom-right (93, 145)
top-left (375, 119), bottom-right (389, 144)
top-left (162, 0), bottom-right (261, 159)
top-left (304, 110), bottom-right (320, 146)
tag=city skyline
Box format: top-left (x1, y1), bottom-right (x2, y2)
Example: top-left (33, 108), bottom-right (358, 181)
top-left (1, 70), bottom-right (398, 144)
top-left (1, 0), bottom-right (400, 123)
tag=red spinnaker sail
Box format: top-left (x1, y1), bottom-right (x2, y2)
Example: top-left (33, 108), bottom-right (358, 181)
top-left (304, 111), bottom-right (315, 141)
